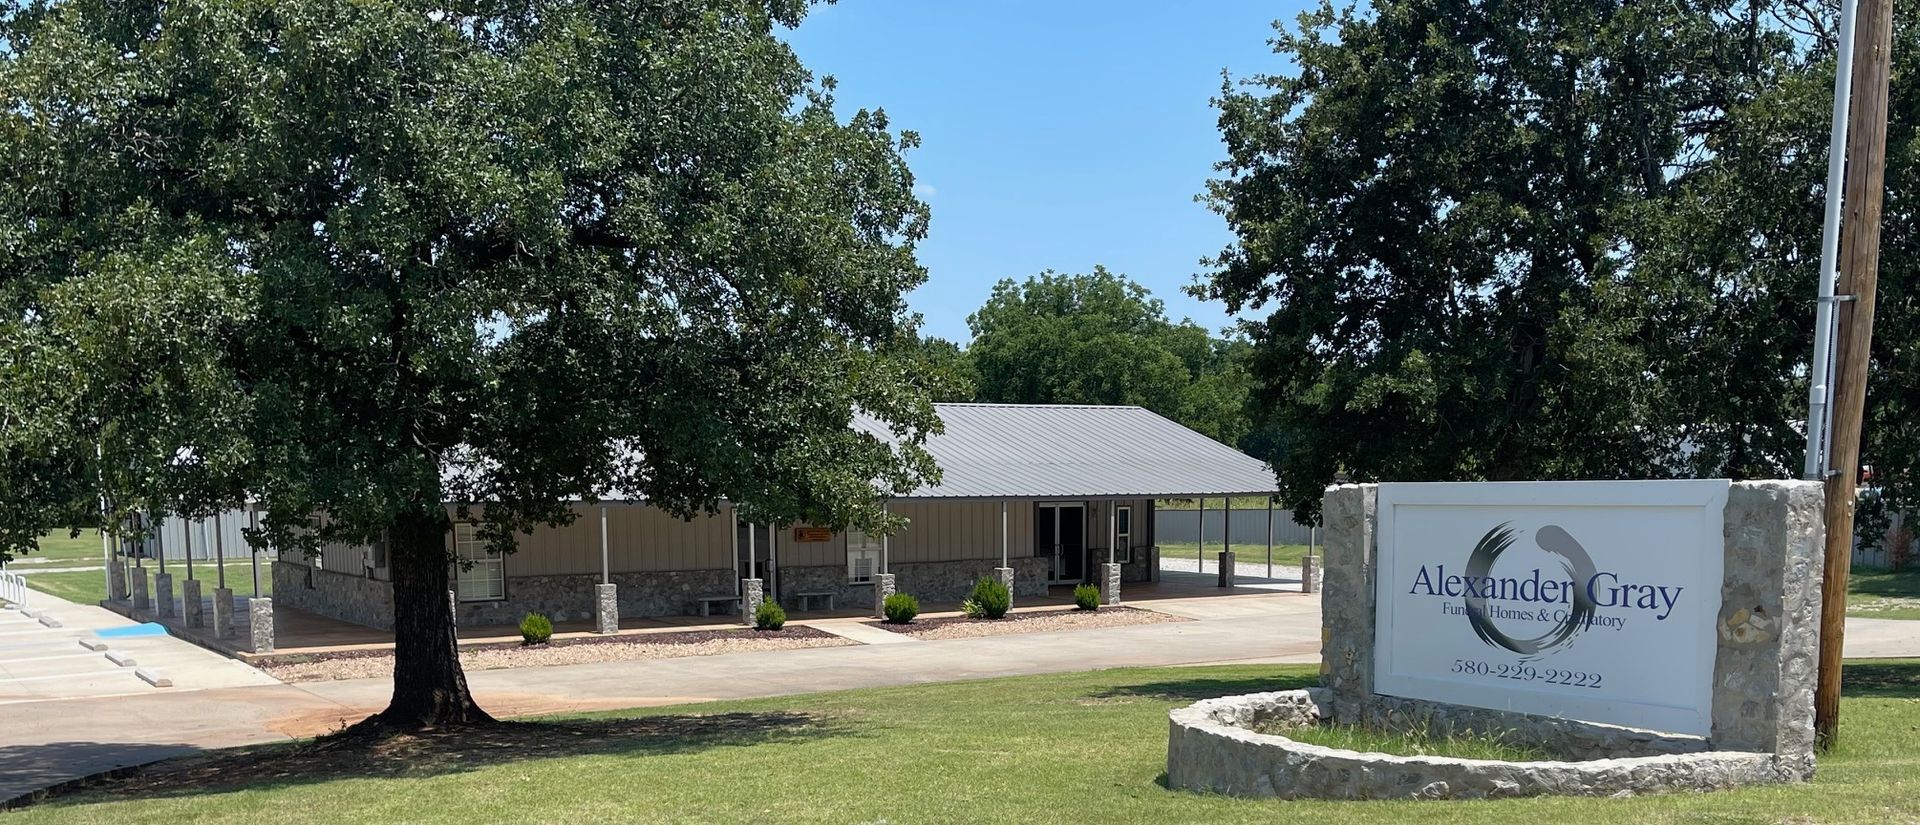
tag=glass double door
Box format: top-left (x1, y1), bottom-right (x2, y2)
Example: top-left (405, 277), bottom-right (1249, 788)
top-left (1035, 502), bottom-right (1087, 584)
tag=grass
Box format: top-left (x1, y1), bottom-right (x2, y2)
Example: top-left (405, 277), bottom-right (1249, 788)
top-left (21, 563), bottom-right (272, 606)
top-left (1157, 541), bottom-right (1313, 568)
top-left (1848, 566), bottom-right (1920, 620)
top-left (6, 529), bottom-right (106, 565)
top-left (13, 661), bottom-right (1920, 824)
top-left (1265, 720), bottom-right (1552, 762)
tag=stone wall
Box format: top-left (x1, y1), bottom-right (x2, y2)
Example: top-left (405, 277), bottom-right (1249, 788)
top-left (774, 564), bottom-right (876, 612)
top-left (1167, 689), bottom-right (1780, 800)
top-left (1121, 547), bottom-right (1155, 583)
top-left (1318, 484), bottom-right (1377, 723)
top-left (892, 556), bottom-right (1049, 601)
top-left (273, 561), bottom-right (395, 631)
top-left (456, 568), bottom-right (737, 627)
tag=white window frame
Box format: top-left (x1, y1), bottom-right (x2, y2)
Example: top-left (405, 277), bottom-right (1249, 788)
top-left (846, 528), bottom-right (882, 584)
top-left (452, 523), bottom-right (505, 602)
top-left (1113, 505), bottom-right (1134, 564)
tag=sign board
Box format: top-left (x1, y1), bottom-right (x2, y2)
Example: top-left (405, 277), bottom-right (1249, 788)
top-left (791, 527), bottom-right (834, 543)
top-left (1373, 480), bottom-right (1727, 735)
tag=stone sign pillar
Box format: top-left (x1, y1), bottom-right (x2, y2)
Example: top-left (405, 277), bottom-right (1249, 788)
top-left (1216, 550), bottom-right (1235, 588)
top-left (740, 578), bottom-right (763, 627)
top-left (180, 578), bottom-right (204, 628)
top-left (154, 572), bottom-right (174, 618)
top-left (595, 583), bottom-right (619, 634)
top-left (1101, 562), bottom-right (1122, 605)
top-left (873, 573), bottom-right (897, 617)
top-left (1711, 481), bottom-right (1823, 779)
top-left (212, 586), bottom-right (235, 639)
top-left (994, 567), bottom-right (1015, 607)
top-left (130, 569), bottom-right (150, 612)
top-left (1319, 484), bottom-right (1377, 723)
top-left (248, 598), bottom-right (275, 653)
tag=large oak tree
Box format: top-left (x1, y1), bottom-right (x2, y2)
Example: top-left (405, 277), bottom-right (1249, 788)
top-left (0, 0), bottom-right (943, 728)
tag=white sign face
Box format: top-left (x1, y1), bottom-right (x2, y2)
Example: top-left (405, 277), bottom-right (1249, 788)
top-left (1373, 480), bottom-right (1727, 735)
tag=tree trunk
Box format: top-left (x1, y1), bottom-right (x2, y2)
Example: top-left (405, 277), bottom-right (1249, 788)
top-left (364, 505), bottom-right (493, 731)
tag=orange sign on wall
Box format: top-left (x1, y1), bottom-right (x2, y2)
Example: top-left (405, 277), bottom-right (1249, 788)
top-left (791, 527), bottom-right (835, 543)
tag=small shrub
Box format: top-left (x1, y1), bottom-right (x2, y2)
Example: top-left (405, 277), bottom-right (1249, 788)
top-left (754, 599), bottom-right (787, 631)
top-left (883, 592), bottom-right (920, 624)
top-left (1073, 583), bottom-right (1101, 610)
top-left (519, 613), bottom-right (553, 646)
top-left (961, 597), bottom-right (985, 619)
top-left (969, 576), bottom-right (1011, 619)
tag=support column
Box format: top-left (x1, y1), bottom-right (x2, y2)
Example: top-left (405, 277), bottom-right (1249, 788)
top-left (180, 577), bottom-right (204, 628)
top-left (1000, 499), bottom-right (1012, 607)
top-left (249, 506), bottom-right (262, 597)
top-left (1266, 496), bottom-right (1276, 579)
top-left (873, 572), bottom-right (896, 617)
top-left (130, 567), bottom-right (150, 612)
top-left (248, 597), bottom-right (275, 654)
top-left (1301, 555), bottom-right (1318, 594)
top-left (213, 586), bottom-right (235, 638)
top-left (1197, 497), bottom-right (1206, 574)
top-left (740, 577), bottom-right (763, 627)
top-left (1217, 550), bottom-right (1235, 588)
top-left (109, 559), bottom-right (129, 602)
top-left (1101, 562), bottom-right (1122, 605)
top-left (596, 505), bottom-right (617, 634)
top-left (154, 572), bottom-right (174, 618)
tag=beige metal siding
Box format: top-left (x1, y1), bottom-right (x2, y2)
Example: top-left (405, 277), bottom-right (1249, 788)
top-left (502, 505), bottom-right (734, 577)
top-left (888, 499), bottom-right (1034, 563)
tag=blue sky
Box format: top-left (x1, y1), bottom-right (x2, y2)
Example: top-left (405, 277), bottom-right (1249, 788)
top-left (782, 1), bottom-right (1305, 343)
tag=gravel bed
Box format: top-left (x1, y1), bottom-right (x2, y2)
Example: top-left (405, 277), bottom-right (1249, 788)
top-left (868, 606), bottom-right (1181, 640)
top-left (260, 626), bottom-right (853, 683)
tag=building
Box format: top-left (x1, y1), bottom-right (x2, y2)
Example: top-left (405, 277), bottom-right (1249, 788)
top-left (249, 403), bottom-right (1280, 632)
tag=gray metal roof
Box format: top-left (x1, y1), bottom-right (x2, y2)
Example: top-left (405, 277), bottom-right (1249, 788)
top-left (859, 403), bottom-right (1280, 500)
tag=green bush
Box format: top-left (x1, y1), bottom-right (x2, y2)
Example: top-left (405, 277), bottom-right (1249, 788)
top-left (519, 613), bottom-right (553, 645)
top-left (961, 597), bottom-right (985, 619)
top-left (1073, 583), bottom-right (1101, 610)
top-left (883, 592), bottom-right (920, 624)
top-left (969, 576), bottom-right (1012, 619)
top-left (755, 599), bottom-right (787, 631)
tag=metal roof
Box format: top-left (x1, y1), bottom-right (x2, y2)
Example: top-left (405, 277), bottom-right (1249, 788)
top-left (859, 403), bottom-right (1280, 500)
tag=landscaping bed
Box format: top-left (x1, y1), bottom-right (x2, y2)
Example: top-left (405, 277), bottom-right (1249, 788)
top-left (257, 626), bottom-right (853, 682)
top-left (868, 606), bottom-right (1181, 639)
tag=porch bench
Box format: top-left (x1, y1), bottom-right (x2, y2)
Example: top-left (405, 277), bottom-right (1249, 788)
top-left (793, 591), bottom-right (835, 611)
top-left (694, 595), bottom-right (741, 617)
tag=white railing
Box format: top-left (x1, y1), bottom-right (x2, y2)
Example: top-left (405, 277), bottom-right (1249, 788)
top-left (0, 566), bottom-right (28, 609)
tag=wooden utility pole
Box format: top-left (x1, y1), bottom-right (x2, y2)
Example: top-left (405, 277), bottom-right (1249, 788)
top-left (1815, 0), bottom-right (1896, 751)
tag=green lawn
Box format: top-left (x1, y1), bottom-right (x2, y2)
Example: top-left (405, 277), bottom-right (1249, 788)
top-left (14, 662), bottom-right (1920, 824)
top-left (1848, 566), bottom-right (1920, 620)
top-left (1157, 541), bottom-right (1313, 568)
top-left (22, 563), bottom-right (272, 606)
top-left (7, 528), bottom-right (106, 565)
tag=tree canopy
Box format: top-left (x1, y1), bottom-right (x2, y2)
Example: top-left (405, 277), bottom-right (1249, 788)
top-left (965, 267), bottom-right (1254, 445)
top-left (0, 0), bottom-right (942, 727)
top-left (1200, 0), bottom-right (1918, 521)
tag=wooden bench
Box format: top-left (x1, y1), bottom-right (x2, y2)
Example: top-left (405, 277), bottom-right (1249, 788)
top-left (695, 595), bottom-right (741, 617)
top-left (794, 591), bottom-right (836, 612)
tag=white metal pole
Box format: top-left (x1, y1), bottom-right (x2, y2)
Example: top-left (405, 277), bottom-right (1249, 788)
top-left (747, 518), bottom-right (757, 580)
top-left (1108, 502), bottom-right (1117, 565)
top-left (214, 510), bottom-right (227, 589)
top-left (599, 505), bottom-right (610, 585)
top-left (881, 501), bottom-right (890, 573)
top-left (1197, 497), bottom-right (1206, 574)
top-left (1267, 497), bottom-right (1275, 579)
top-left (1223, 497), bottom-right (1232, 565)
top-left (730, 506), bottom-right (740, 581)
top-left (1001, 500), bottom-right (1009, 568)
top-left (249, 506), bottom-right (261, 596)
top-left (1805, 0), bottom-right (1862, 479)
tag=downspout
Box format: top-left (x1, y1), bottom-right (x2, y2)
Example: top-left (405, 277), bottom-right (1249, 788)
top-left (1805, 0), bottom-right (1862, 479)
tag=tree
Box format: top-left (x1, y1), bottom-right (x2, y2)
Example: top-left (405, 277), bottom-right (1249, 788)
top-left (908, 336), bottom-right (978, 402)
top-left (0, 0), bottom-right (942, 730)
top-left (965, 267), bottom-right (1253, 444)
top-left (1195, 0), bottom-right (1896, 519)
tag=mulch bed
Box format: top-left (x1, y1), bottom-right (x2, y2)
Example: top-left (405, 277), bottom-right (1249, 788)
top-left (867, 606), bottom-right (1181, 638)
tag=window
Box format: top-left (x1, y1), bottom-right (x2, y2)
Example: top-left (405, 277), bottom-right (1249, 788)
top-left (1113, 506), bottom-right (1134, 564)
top-left (452, 523), bottom-right (505, 601)
top-left (846, 528), bottom-right (883, 583)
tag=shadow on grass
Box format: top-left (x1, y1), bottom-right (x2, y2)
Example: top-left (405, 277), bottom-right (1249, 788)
top-left (1842, 660), bottom-right (1920, 698)
top-left (28, 711), bottom-right (848, 808)
top-left (1851, 567), bottom-right (1920, 597)
top-left (1085, 672), bottom-right (1320, 703)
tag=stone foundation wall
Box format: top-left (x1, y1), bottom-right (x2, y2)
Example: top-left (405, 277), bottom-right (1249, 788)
top-left (892, 556), bottom-right (1048, 601)
top-left (457, 568), bottom-right (738, 626)
top-left (1167, 690), bottom-right (1780, 800)
top-left (1121, 547), bottom-right (1154, 583)
top-left (273, 561), bottom-right (395, 631)
top-left (773, 564), bottom-right (875, 611)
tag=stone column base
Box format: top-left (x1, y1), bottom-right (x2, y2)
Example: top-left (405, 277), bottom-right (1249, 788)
top-left (130, 569), bottom-right (150, 612)
top-left (212, 586), bottom-right (235, 639)
top-left (181, 578), bottom-right (204, 628)
top-left (109, 561), bottom-right (128, 601)
top-left (248, 597), bottom-right (275, 654)
top-left (740, 578), bottom-right (764, 626)
top-left (873, 573), bottom-right (897, 617)
top-left (994, 567), bottom-right (1015, 607)
top-left (1301, 555), bottom-right (1318, 594)
top-left (1149, 546), bottom-right (1162, 583)
top-left (595, 583), bottom-right (619, 634)
top-left (1101, 562), bottom-right (1122, 605)
top-left (1217, 551), bottom-right (1236, 588)
top-left (154, 573), bottom-right (174, 618)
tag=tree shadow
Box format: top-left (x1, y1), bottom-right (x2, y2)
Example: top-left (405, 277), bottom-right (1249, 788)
top-left (1842, 660), bottom-right (1920, 698)
top-left (0, 742), bottom-right (202, 810)
top-left (24, 711), bottom-right (849, 809)
top-left (1084, 672), bottom-right (1319, 703)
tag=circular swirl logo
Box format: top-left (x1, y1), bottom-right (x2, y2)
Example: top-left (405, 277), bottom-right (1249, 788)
top-left (1462, 522), bottom-right (1598, 657)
